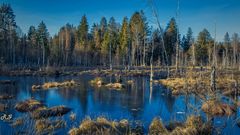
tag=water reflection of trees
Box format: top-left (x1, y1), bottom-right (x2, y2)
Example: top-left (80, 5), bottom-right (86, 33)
top-left (91, 77), bottom-right (146, 119)
top-left (57, 81), bottom-right (89, 113)
top-left (158, 86), bottom-right (176, 114)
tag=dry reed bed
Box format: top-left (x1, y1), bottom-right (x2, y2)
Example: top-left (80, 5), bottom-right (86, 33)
top-left (32, 80), bottom-right (79, 90)
top-left (68, 116), bottom-right (211, 135)
top-left (149, 116), bottom-right (211, 135)
top-left (158, 70), bottom-right (240, 96)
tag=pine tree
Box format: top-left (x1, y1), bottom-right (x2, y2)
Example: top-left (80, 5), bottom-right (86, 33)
top-left (92, 23), bottom-right (101, 50)
top-left (185, 27), bottom-right (193, 52)
top-left (130, 11), bottom-right (146, 66)
top-left (100, 17), bottom-right (107, 40)
top-left (37, 21), bottom-right (49, 66)
top-left (101, 30), bottom-right (110, 66)
top-left (196, 28), bottom-right (212, 65)
top-left (0, 4), bottom-right (16, 64)
top-left (90, 23), bottom-right (101, 65)
top-left (119, 17), bottom-right (129, 65)
top-left (77, 15), bottom-right (88, 47)
top-left (164, 18), bottom-right (178, 65)
top-left (77, 15), bottom-right (89, 65)
top-left (108, 17), bottom-right (119, 69)
top-left (27, 26), bottom-right (38, 64)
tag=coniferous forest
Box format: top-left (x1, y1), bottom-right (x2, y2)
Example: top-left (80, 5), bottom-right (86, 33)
top-left (1, 3), bottom-right (239, 69)
top-left (1, 1), bottom-right (240, 135)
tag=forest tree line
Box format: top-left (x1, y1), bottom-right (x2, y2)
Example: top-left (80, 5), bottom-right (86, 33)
top-left (0, 4), bottom-right (240, 69)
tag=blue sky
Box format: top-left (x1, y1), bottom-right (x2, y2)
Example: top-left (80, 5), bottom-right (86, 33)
top-left (1, 0), bottom-right (240, 41)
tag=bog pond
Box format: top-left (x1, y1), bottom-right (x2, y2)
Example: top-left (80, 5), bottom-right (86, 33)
top-left (0, 75), bottom-right (240, 134)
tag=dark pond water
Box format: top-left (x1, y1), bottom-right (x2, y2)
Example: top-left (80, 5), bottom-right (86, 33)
top-left (0, 75), bottom-right (240, 135)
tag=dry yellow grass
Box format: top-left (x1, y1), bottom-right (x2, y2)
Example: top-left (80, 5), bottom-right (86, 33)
top-left (90, 77), bottom-right (104, 87)
top-left (15, 99), bottom-right (46, 112)
top-left (201, 100), bottom-right (236, 116)
top-left (149, 116), bottom-right (211, 135)
top-left (105, 83), bottom-right (125, 90)
top-left (32, 80), bottom-right (79, 90)
top-left (68, 117), bottom-right (130, 135)
top-left (149, 118), bottom-right (169, 135)
top-left (35, 119), bottom-right (66, 134)
top-left (158, 69), bottom-right (240, 96)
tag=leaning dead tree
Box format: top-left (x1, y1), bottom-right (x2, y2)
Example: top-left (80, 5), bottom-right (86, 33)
top-left (148, 0), bottom-right (170, 78)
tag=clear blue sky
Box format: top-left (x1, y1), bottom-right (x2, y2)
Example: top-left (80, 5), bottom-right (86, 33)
top-left (1, 0), bottom-right (240, 41)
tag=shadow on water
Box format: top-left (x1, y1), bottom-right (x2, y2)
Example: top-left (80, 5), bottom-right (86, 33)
top-left (0, 75), bottom-right (240, 134)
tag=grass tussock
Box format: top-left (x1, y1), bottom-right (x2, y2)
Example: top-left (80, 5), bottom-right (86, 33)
top-left (105, 83), bottom-right (125, 90)
top-left (149, 118), bottom-right (169, 135)
top-left (201, 100), bottom-right (236, 116)
top-left (35, 119), bottom-right (66, 134)
top-left (15, 99), bottom-right (46, 112)
top-left (149, 116), bottom-right (211, 135)
top-left (90, 77), bottom-right (104, 87)
top-left (159, 78), bottom-right (197, 95)
top-left (32, 80), bottom-right (79, 90)
top-left (90, 77), bottom-right (125, 90)
top-left (68, 117), bottom-right (130, 135)
top-left (15, 99), bottom-right (71, 119)
top-left (31, 105), bottom-right (71, 119)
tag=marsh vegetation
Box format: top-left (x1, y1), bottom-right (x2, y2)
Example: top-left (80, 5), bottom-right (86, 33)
top-left (1, 1), bottom-right (240, 134)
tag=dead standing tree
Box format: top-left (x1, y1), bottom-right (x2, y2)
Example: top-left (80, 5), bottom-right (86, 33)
top-left (210, 23), bottom-right (217, 98)
top-left (175, 0), bottom-right (180, 74)
top-left (148, 0), bottom-right (170, 78)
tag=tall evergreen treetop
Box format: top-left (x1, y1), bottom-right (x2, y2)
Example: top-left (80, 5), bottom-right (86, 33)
top-left (0, 4), bottom-right (16, 31)
top-left (164, 18), bottom-right (178, 61)
top-left (77, 15), bottom-right (89, 47)
top-left (119, 17), bottom-right (129, 56)
top-left (37, 21), bottom-right (49, 46)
